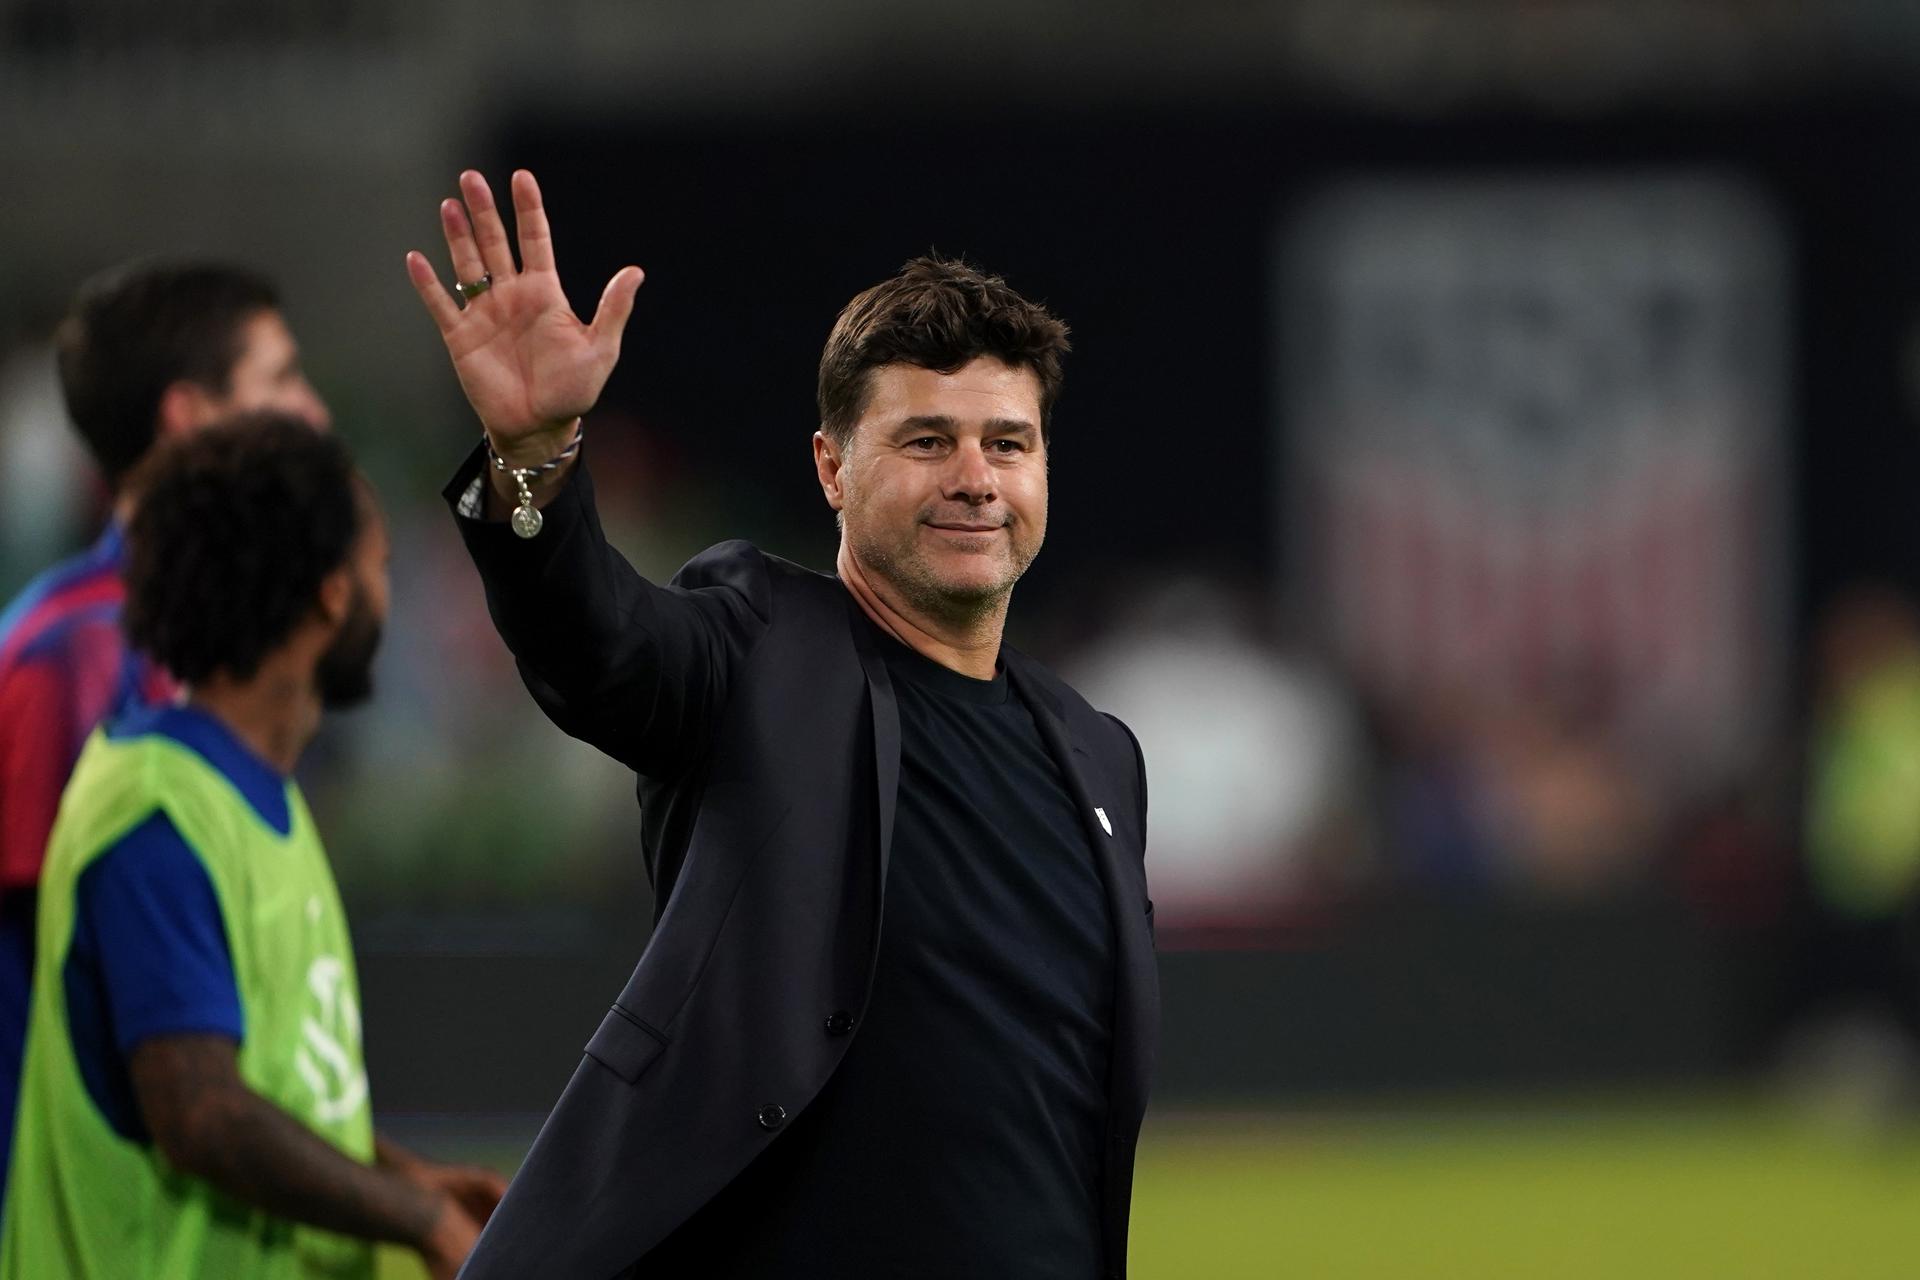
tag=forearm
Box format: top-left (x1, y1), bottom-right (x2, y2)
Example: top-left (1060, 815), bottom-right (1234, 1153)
top-left (449, 444), bottom-right (761, 770)
top-left (374, 1131), bottom-right (428, 1175)
top-left (171, 1086), bottom-right (443, 1246)
top-left (133, 1033), bottom-right (442, 1245)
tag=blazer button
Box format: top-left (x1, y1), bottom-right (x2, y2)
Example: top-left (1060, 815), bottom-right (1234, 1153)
top-left (757, 1103), bottom-right (787, 1131)
top-left (824, 1010), bottom-right (854, 1036)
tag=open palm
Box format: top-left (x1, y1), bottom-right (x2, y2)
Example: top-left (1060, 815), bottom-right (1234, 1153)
top-left (406, 169), bottom-right (643, 466)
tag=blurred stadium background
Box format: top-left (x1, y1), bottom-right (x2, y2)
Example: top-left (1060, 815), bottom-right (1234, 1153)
top-left (9, 0), bottom-right (1920, 1274)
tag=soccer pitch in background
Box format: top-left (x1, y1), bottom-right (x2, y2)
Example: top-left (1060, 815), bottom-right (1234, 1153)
top-left (376, 1098), bottom-right (1920, 1279)
top-left (1131, 1102), bottom-right (1920, 1279)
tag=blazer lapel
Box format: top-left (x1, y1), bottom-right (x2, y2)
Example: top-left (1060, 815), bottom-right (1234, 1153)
top-left (1006, 658), bottom-right (1157, 1132)
top-left (846, 597), bottom-right (902, 897)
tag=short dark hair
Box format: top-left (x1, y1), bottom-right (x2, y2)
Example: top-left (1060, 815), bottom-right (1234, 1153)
top-left (55, 261), bottom-right (280, 486)
top-left (816, 255), bottom-right (1071, 448)
top-left (124, 414), bottom-right (363, 685)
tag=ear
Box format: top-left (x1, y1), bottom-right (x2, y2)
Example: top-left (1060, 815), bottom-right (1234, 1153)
top-left (156, 380), bottom-right (221, 439)
top-left (315, 565), bottom-right (354, 629)
top-left (813, 429), bottom-right (846, 513)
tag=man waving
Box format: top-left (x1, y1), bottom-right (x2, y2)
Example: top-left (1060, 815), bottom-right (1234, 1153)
top-left (408, 171), bottom-right (1156, 1280)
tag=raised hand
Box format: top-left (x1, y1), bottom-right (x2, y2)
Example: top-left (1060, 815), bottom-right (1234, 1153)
top-left (406, 169), bottom-right (643, 468)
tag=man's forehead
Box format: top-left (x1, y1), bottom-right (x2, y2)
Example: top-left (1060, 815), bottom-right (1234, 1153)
top-left (860, 359), bottom-right (1042, 424)
top-left (237, 308), bottom-right (296, 353)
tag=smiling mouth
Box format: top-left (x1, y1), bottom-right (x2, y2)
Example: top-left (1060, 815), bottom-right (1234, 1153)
top-left (926, 523), bottom-right (1003, 534)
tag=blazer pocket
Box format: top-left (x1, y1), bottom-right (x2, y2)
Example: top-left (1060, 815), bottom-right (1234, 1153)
top-left (584, 1003), bottom-right (669, 1084)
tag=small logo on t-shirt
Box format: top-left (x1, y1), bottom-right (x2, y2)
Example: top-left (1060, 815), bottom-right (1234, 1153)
top-left (1094, 807), bottom-right (1113, 837)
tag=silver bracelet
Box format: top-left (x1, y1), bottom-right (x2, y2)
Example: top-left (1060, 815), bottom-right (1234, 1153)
top-left (486, 427), bottom-right (584, 539)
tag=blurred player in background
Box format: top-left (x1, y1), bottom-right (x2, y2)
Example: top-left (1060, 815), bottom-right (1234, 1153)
top-left (0, 262), bottom-right (330, 1204)
top-left (0, 417), bottom-right (502, 1280)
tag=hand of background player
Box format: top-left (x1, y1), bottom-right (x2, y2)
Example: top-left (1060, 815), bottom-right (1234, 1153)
top-left (407, 1159), bottom-right (509, 1225)
top-left (406, 169), bottom-right (644, 469)
top-left (417, 1193), bottom-right (482, 1280)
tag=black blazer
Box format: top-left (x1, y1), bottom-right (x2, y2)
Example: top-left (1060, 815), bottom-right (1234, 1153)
top-left (444, 451), bottom-right (1158, 1279)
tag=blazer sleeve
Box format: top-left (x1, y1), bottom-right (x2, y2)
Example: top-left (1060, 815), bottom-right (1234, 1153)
top-left (443, 443), bottom-right (772, 777)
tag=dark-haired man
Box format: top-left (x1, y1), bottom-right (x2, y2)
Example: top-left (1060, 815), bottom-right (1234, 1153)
top-left (407, 170), bottom-right (1156, 1277)
top-left (1, 417), bottom-right (502, 1279)
top-left (0, 263), bottom-right (331, 1199)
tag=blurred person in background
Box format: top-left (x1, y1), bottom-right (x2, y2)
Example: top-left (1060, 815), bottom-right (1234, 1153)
top-left (1067, 577), bottom-right (1368, 926)
top-left (0, 418), bottom-right (502, 1280)
top-left (407, 169), bottom-right (1155, 1278)
top-left (1371, 677), bottom-right (1656, 899)
top-left (1786, 585), bottom-right (1920, 1088)
top-left (0, 296), bottom-right (88, 592)
top-left (0, 261), bottom-right (331, 1205)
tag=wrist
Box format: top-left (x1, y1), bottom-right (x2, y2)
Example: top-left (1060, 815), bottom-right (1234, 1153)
top-left (486, 419), bottom-right (581, 470)
top-left (417, 1190), bottom-right (463, 1251)
top-left (484, 424), bottom-right (583, 536)
top-left (392, 1176), bottom-right (450, 1249)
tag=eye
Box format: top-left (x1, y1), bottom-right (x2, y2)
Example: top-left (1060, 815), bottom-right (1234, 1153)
top-left (989, 438), bottom-right (1026, 454)
top-left (906, 436), bottom-right (943, 452)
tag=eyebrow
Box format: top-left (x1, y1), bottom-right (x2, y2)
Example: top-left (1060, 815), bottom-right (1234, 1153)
top-left (890, 415), bottom-right (1038, 440)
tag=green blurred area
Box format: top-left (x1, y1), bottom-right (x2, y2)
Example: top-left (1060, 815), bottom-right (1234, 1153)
top-left (374, 1098), bottom-right (1920, 1278)
top-left (1129, 1102), bottom-right (1920, 1279)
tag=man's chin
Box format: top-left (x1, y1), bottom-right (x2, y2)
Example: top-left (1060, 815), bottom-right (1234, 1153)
top-left (921, 562), bottom-right (1020, 607)
top-left (853, 537), bottom-right (1027, 615)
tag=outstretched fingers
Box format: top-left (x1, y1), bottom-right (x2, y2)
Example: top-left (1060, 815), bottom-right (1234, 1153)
top-left (405, 251), bottom-right (461, 335)
top-left (459, 171), bottom-right (519, 281)
top-left (510, 170), bottom-right (557, 274)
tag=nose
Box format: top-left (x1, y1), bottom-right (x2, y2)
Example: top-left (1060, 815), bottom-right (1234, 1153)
top-left (295, 378), bottom-right (333, 432)
top-left (942, 440), bottom-right (996, 505)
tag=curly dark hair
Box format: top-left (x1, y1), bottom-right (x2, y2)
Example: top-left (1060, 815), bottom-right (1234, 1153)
top-left (123, 414), bottom-right (363, 685)
top-left (816, 255), bottom-right (1071, 448)
top-left (56, 260), bottom-right (279, 486)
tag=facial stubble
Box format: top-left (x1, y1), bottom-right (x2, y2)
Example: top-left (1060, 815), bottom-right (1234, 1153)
top-left (844, 502), bottom-right (1040, 630)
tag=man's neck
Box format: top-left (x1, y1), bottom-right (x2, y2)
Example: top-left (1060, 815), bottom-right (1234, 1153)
top-left (188, 663), bottom-right (322, 776)
top-left (836, 546), bottom-right (1006, 681)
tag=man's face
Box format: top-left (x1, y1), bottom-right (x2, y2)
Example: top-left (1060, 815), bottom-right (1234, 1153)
top-left (191, 309), bottom-right (331, 432)
top-left (819, 357), bottom-right (1048, 620)
top-left (316, 497), bottom-right (391, 710)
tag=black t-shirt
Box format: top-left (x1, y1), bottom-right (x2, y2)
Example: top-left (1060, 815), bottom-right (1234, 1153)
top-left (647, 626), bottom-right (1116, 1277)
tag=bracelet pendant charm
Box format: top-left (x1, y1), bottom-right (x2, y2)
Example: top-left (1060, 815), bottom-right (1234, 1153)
top-left (509, 468), bottom-right (543, 539)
